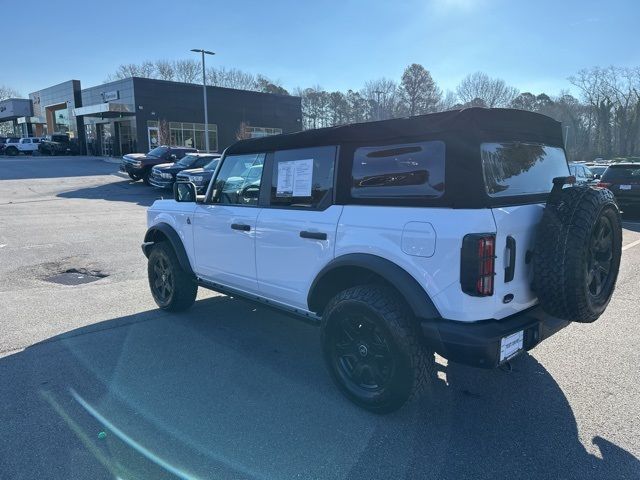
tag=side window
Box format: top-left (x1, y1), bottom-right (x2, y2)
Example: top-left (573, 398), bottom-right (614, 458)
top-left (351, 141), bottom-right (445, 198)
top-left (270, 146), bottom-right (336, 209)
top-left (22, 139), bottom-right (30, 144)
top-left (212, 153), bottom-right (265, 206)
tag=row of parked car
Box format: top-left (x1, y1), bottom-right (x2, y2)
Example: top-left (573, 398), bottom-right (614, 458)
top-left (119, 145), bottom-right (221, 193)
top-left (569, 161), bottom-right (640, 210)
top-left (0, 134), bottom-right (79, 156)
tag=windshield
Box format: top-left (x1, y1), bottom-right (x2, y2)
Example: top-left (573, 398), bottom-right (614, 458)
top-left (148, 146), bottom-right (168, 158)
top-left (203, 159), bottom-right (219, 171)
top-left (482, 142), bottom-right (570, 197)
top-left (175, 154), bottom-right (198, 167)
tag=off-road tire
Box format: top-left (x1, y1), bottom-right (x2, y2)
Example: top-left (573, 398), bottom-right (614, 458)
top-left (321, 284), bottom-right (435, 414)
top-left (128, 172), bottom-right (142, 181)
top-left (6, 147), bottom-right (18, 156)
top-left (147, 242), bottom-right (197, 312)
top-left (142, 169), bottom-right (152, 186)
top-left (533, 186), bottom-right (622, 323)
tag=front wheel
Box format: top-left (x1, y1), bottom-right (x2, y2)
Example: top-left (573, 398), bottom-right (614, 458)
top-left (147, 242), bottom-right (197, 311)
top-left (321, 285), bottom-right (435, 414)
top-left (128, 172), bottom-right (142, 181)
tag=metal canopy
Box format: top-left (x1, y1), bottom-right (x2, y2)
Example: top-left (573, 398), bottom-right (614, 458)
top-left (73, 103), bottom-right (134, 118)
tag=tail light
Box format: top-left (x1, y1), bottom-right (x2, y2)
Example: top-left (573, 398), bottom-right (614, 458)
top-left (597, 182), bottom-right (612, 188)
top-left (461, 234), bottom-right (496, 297)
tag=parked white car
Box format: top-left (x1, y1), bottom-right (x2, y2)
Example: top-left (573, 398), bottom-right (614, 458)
top-left (141, 108), bottom-right (622, 413)
top-left (3, 137), bottom-right (41, 156)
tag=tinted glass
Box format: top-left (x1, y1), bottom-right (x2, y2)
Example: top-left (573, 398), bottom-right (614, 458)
top-left (212, 153), bottom-right (265, 206)
top-left (270, 146), bottom-right (336, 208)
top-left (203, 159), bottom-right (219, 171)
top-left (482, 143), bottom-right (569, 197)
top-left (351, 141), bottom-right (445, 198)
top-left (148, 146), bottom-right (168, 157)
top-left (176, 155), bottom-right (197, 167)
top-left (590, 166), bottom-right (607, 176)
top-left (601, 165), bottom-right (640, 181)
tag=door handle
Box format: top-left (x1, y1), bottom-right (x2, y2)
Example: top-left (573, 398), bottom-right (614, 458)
top-left (505, 235), bottom-right (516, 283)
top-left (300, 231), bottom-right (327, 240)
top-left (231, 223), bottom-right (251, 232)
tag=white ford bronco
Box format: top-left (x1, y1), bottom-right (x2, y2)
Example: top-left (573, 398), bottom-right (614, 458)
top-left (142, 108), bottom-right (622, 413)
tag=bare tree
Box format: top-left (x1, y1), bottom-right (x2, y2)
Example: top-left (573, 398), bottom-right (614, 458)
top-left (361, 78), bottom-right (401, 120)
top-left (256, 75), bottom-right (289, 95)
top-left (158, 119), bottom-right (171, 145)
top-left (155, 60), bottom-right (175, 81)
top-left (437, 90), bottom-right (459, 112)
top-left (174, 59), bottom-right (201, 84)
top-left (207, 67), bottom-right (257, 90)
top-left (456, 72), bottom-right (519, 107)
top-left (0, 85), bottom-right (21, 100)
top-left (399, 63), bottom-right (442, 116)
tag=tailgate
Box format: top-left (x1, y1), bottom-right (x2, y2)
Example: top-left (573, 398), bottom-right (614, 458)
top-left (490, 204), bottom-right (545, 317)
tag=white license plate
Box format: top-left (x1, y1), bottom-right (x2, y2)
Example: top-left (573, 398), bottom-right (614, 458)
top-left (500, 330), bottom-right (524, 362)
top-left (620, 185), bottom-right (632, 190)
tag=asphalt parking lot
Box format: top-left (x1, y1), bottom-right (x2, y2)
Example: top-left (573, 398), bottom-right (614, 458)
top-left (0, 156), bottom-right (638, 480)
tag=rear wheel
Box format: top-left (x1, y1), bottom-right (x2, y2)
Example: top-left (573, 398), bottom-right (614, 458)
top-left (147, 242), bottom-right (197, 312)
top-left (321, 285), bottom-right (434, 414)
top-left (6, 147), bottom-right (18, 156)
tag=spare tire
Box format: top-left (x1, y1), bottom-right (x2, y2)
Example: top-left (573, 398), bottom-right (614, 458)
top-left (533, 185), bottom-right (622, 323)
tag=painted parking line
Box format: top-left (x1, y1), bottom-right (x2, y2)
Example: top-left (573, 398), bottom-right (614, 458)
top-left (622, 239), bottom-right (640, 252)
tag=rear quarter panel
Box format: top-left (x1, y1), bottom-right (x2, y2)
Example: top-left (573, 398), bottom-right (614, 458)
top-left (336, 206), bottom-right (499, 322)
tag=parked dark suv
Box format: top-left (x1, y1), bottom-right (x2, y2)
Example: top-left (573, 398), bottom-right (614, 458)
top-left (149, 153), bottom-right (220, 189)
top-left (598, 163), bottom-right (640, 210)
top-left (120, 146), bottom-right (197, 185)
top-left (175, 156), bottom-right (221, 193)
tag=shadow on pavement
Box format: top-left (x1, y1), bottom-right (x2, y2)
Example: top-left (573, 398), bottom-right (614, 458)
top-left (0, 156), bottom-right (115, 180)
top-left (0, 296), bottom-right (637, 479)
top-left (57, 178), bottom-right (164, 207)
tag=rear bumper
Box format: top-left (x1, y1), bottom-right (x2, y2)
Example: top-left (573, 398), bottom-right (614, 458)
top-left (420, 305), bottom-right (570, 368)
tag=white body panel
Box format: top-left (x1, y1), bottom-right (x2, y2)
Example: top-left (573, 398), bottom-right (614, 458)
top-left (192, 204), bottom-right (261, 292)
top-left (336, 205), bottom-right (500, 322)
top-left (255, 205), bottom-right (343, 309)
top-left (147, 200), bottom-right (198, 266)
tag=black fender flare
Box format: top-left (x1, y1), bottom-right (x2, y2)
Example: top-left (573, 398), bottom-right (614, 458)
top-left (307, 253), bottom-right (441, 320)
top-left (143, 223), bottom-right (195, 276)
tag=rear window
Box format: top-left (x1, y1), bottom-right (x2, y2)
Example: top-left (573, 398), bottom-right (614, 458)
top-left (481, 142), bottom-right (569, 197)
top-left (601, 165), bottom-right (640, 181)
top-left (351, 141), bottom-right (445, 198)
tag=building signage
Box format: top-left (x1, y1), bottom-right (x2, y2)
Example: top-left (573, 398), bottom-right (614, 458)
top-left (102, 90), bottom-right (119, 102)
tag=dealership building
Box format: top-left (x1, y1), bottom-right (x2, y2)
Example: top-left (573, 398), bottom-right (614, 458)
top-left (0, 78), bottom-right (302, 156)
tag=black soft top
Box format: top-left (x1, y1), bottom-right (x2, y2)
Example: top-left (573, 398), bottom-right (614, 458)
top-left (227, 108), bottom-right (563, 154)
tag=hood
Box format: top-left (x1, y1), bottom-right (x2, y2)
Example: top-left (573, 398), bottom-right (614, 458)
top-left (152, 163), bottom-right (175, 171)
top-left (123, 153), bottom-right (147, 161)
top-left (179, 167), bottom-right (205, 176)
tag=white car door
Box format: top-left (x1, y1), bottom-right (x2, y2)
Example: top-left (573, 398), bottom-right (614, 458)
top-left (255, 146), bottom-right (341, 310)
top-left (192, 153), bottom-right (265, 293)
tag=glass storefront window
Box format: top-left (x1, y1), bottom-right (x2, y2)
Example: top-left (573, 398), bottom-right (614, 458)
top-left (149, 120), bottom-right (218, 152)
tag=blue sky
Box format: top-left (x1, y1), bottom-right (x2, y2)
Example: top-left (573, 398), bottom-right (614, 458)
top-left (2, 0), bottom-right (638, 98)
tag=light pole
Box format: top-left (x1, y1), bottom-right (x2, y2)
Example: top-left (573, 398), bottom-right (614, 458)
top-left (191, 48), bottom-right (215, 152)
top-left (373, 90), bottom-right (384, 120)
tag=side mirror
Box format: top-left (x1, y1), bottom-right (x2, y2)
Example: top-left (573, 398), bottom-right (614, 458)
top-left (169, 154), bottom-right (177, 161)
top-left (594, 174), bottom-right (601, 180)
top-left (174, 182), bottom-right (197, 202)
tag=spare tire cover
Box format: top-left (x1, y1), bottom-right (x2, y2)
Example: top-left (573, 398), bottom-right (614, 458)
top-left (533, 186), bottom-right (622, 323)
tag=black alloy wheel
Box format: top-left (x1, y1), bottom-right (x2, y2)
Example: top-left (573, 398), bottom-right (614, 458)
top-left (331, 311), bottom-right (395, 392)
top-left (321, 285), bottom-right (434, 413)
top-left (150, 253), bottom-right (174, 305)
top-left (587, 215), bottom-right (614, 298)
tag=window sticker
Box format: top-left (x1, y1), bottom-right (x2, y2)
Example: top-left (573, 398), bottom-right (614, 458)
top-left (276, 159), bottom-right (314, 197)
